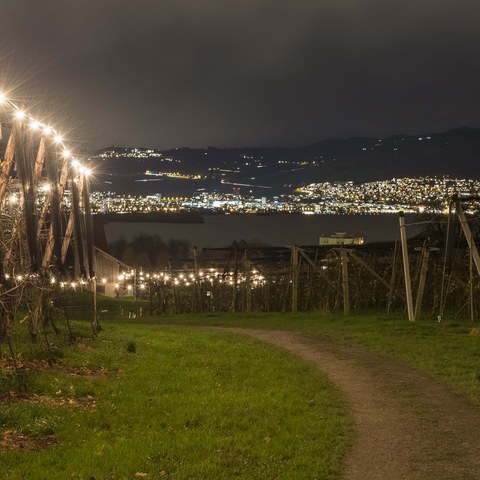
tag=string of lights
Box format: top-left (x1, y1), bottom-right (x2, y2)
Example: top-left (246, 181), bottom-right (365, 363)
top-left (0, 91), bottom-right (91, 177)
top-left (2, 268), bottom-right (267, 291)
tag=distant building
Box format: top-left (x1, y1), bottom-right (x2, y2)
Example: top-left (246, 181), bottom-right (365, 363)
top-left (94, 247), bottom-right (131, 297)
top-left (319, 232), bottom-right (365, 246)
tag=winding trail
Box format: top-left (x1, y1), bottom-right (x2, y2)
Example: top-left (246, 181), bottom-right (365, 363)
top-left (213, 328), bottom-right (480, 480)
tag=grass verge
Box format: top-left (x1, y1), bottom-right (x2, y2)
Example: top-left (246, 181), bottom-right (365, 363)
top-left (125, 311), bottom-right (480, 406)
top-left (1, 320), bottom-right (351, 479)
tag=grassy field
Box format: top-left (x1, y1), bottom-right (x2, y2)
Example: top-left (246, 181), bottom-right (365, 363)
top-left (0, 319), bottom-right (351, 479)
top-left (142, 310), bottom-right (480, 406)
top-left (3, 296), bottom-right (480, 479)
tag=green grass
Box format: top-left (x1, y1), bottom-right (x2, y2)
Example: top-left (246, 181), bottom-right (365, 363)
top-left (0, 320), bottom-right (351, 479)
top-left (141, 311), bottom-right (480, 406)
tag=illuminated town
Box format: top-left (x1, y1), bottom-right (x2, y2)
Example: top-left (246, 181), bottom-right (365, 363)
top-left (89, 176), bottom-right (480, 215)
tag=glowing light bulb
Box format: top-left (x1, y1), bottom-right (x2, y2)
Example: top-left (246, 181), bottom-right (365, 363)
top-left (54, 134), bottom-right (63, 144)
top-left (30, 120), bottom-right (41, 130)
top-left (0, 92), bottom-right (6, 103)
top-left (63, 149), bottom-right (71, 158)
top-left (43, 126), bottom-right (53, 136)
top-left (71, 159), bottom-right (80, 169)
top-left (15, 110), bottom-right (26, 120)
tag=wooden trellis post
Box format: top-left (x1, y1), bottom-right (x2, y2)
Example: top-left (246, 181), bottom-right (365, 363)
top-left (455, 196), bottom-right (480, 277)
top-left (399, 212), bottom-right (415, 321)
top-left (414, 246), bottom-right (430, 320)
top-left (244, 257), bottom-right (252, 313)
top-left (291, 246), bottom-right (299, 314)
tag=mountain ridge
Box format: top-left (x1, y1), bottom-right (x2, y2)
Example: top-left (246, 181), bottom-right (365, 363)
top-left (92, 126), bottom-right (480, 195)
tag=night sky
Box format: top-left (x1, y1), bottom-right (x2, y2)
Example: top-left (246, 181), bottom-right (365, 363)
top-left (1, 0), bottom-right (479, 150)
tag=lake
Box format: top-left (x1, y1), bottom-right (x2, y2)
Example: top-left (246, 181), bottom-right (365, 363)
top-left (103, 213), bottom-right (422, 248)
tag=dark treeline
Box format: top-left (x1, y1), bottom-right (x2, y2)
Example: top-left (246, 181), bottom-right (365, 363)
top-left (109, 234), bottom-right (191, 269)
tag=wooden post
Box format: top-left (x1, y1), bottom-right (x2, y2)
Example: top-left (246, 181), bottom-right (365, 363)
top-left (41, 145), bottom-right (69, 268)
top-left (92, 276), bottom-right (98, 334)
top-left (34, 137), bottom-right (46, 178)
top-left (455, 195), bottom-right (480, 277)
top-left (61, 175), bottom-right (84, 265)
top-left (169, 262), bottom-right (177, 314)
top-left (193, 247), bottom-right (201, 312)
top-left (386, 241), bottom-right (399, 314)
top-left (291, 246), bottom-right (299, 314)
top-left (232, 243), bottom-right (238, 312)
top-left (399, 212), bottom-right (415, 321)
top-left (340, 249), bottom-right (350, 316)
top-left (244, 258), bottom-right (252, 313)
top-left (470, 239), bottom-right (474, 322)
top-left (414, 247), bottom-right (430, 320)
top-left (0, 127), bottom-right (16, 205)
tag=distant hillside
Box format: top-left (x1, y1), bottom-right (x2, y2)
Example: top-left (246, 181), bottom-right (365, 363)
top-left (91, 126), bottom-right (480, 195)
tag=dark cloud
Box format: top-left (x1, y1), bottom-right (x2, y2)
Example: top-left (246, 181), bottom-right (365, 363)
top-left (1, 0), bottom-right (480, 149)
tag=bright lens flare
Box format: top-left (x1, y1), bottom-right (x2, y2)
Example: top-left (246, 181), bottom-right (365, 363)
top-left (54, 134), bottom-right (63, 144)
top-left (0, 92), bottom-right (7, 104)
top-left (15, 110), bottom-right (26, 120)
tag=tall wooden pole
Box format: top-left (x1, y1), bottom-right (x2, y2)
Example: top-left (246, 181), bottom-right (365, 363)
top-left (399, 212), bottom-right (415, 321)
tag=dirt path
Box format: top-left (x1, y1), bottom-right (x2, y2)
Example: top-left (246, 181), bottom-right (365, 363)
top-left (215, 328), bottom-right (480, 480)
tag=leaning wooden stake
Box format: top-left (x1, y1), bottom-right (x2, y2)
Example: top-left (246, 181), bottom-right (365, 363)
top-left (455, 195), bottom-right (480, 277)
top-left (414, 246), bottom-right (430, 320)
top-left (399, 212), bottom-right (415, 321)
